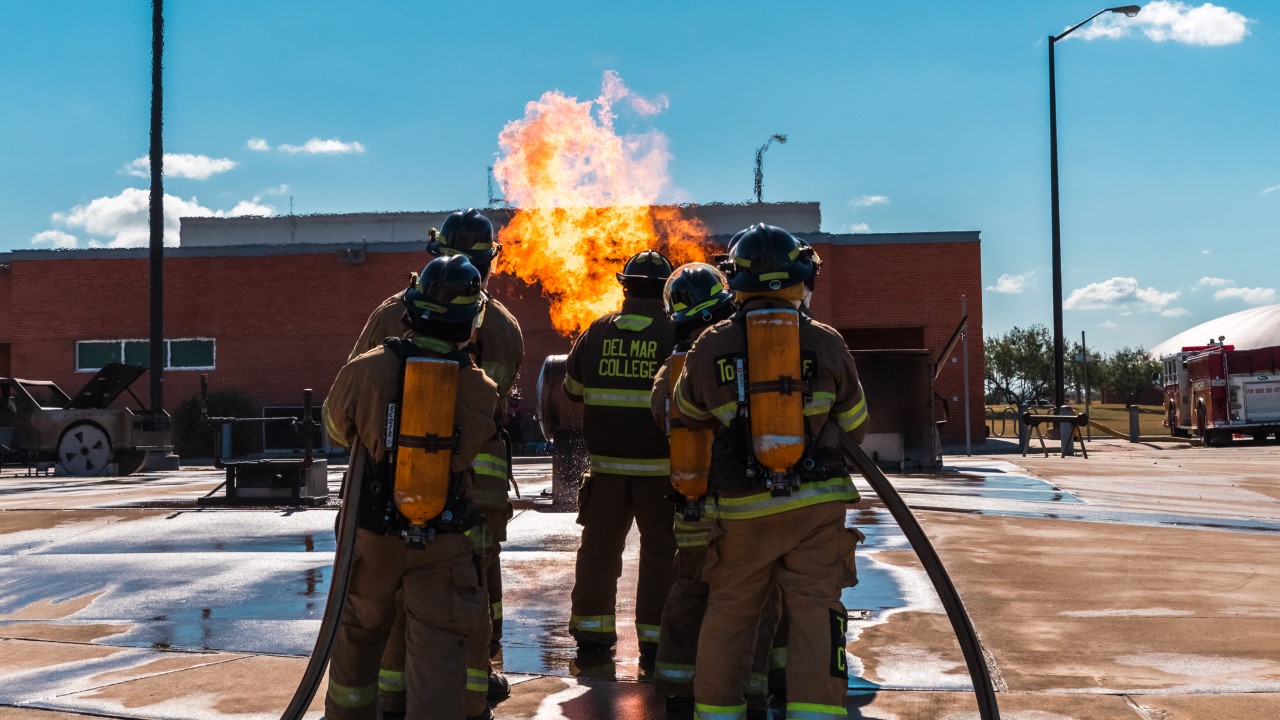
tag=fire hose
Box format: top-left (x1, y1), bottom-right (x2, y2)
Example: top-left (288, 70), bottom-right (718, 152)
top-left (838, 432), bottom-right (1001, 719)
top-left (279, 445), bottom-right (365, 720)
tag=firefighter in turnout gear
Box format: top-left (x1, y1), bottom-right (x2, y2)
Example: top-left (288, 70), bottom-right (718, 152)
top-left (563, 249), bottom-right (678, 663)
top-left (322, 254), bottom-right (497, 720)
top-left (674, 225), bottom-right (869, 720)
top-left (348, 209), bottom-right (522, 717)
top-left (650, 263), bottom-right (780, 716)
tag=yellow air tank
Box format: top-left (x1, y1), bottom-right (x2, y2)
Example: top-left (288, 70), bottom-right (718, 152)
top-left (745, 309), bottom-right (805, 473)
top-left (667, 351), bottom-right (713, 502)
top-left (394, 357), bottom-right (458, 525)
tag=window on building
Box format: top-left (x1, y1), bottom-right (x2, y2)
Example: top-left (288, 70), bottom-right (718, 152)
top-left (75, 338), bottom-right (216, 372)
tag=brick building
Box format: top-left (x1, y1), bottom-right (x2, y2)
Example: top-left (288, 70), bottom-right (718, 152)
top-left (0, 203), bottom-right (984, 447)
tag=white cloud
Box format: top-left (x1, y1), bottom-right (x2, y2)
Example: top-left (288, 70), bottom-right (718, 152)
top-left (259, 183), bottom-right (291, 196)
top-left (1214, 286), bottom-right (1276, 305)
top-left (278, 137), bottom-right (366, 155)
top-left (1075, 2), bottom-right (1251, 46)
top-left (1098, 320), bottom-right (1118, 328)
top-left (1064, 276), bottom-right (1181, 315)
top-left (1194, 276), bottom-right (1234, 289)
top-left (47, 187), bottom-right (274, 248)
top-left (246, 138), bottom-right (270, 152)
top-left (1161, 307), bottom-right (1191, 317)
top-left (849, 194), bottom-right (890, 209)
top-left (986, 271), bottom-right (1035, 294)
top-left (1201, 249), bottom-right (1211, 255)
top-left (124, 153), bottom-right (237, 180)
top-left (30, 229), bottom-right (79, 248)
top-left (1261, 184), bottom-right (1280, 195)
top-left (845, 222), bottom-right (870, 233)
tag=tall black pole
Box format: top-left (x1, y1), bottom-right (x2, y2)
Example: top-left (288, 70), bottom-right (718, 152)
top-left (1049, 35), bottom-right (1065, 412)
top-left (148, 0), bottom-right (165, 412)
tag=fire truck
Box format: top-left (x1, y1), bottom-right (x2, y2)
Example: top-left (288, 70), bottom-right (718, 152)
top-left (1160, 343), bottom-right (1280, 445)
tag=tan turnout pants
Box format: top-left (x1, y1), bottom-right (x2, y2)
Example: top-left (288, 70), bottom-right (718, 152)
top-left (325, 529), bottom-right (481, 720)
top-left (569, 472), bottom-right (676, 649)
top-left (693, 501), bottom-right (860, 719)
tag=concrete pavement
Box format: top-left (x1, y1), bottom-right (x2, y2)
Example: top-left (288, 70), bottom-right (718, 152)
top-left (1, 438), bottom-right (1278, 718)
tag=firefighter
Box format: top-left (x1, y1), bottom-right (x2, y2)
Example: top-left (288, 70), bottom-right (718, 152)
top-left (322, 254), bottom-right (497, 720)
top-left (348, 209), bottom-right (522, 717)
top-left (649, 262), bottom-right (776, 716)
top-left (674, 224), bottom-right (869, 720)
top-left (563, 249), bottom-right (678, 665)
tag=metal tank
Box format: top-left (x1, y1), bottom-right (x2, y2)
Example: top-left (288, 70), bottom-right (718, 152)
top-left (536, 355), bottom-right (588, 509)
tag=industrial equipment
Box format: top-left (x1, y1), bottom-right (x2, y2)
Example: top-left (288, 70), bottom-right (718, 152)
top-left (0, 363), bottom-right (171, 476)
top-left (195, 375), bottom-right (327, 506)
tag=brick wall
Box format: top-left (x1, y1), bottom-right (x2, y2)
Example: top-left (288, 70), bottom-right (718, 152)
top-left (1, 237), bottom-right (984, 445)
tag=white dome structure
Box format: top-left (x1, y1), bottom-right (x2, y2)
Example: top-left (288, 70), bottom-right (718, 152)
top-left (1151, 304), bottom-right (1280, 358)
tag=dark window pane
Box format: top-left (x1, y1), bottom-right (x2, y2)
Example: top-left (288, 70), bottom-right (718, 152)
top-left (169, 339), bottom-right (214, 369)
top-left (124, 341), bottom-right (151, 367)
top-left (77, 341), bottom-right (121, 371)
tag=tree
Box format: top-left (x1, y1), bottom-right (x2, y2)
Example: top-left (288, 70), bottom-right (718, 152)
top-left (1101, 346), bottom-right (1161, 407)
top-left (984, 325), bottom-right (1055, 407)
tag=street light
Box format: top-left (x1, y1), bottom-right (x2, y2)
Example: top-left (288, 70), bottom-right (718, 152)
top-left (754, 133), bottom-right (787, 203)
top-left (1049, 5), bottom-right (1140, 417)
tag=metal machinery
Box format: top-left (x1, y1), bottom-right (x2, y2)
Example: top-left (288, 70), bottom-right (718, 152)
top-left (0, 363), bottom-right (171, 476)
top-left (195, 375), bottom-right (328, 506)
top-left (536, 354), bottom-right (587, 508)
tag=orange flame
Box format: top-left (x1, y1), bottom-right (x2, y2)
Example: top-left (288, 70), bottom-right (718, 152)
top-left (493, 71), bottom-right (711, 337)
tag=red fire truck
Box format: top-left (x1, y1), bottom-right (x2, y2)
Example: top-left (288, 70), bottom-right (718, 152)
top-left (1160, 343), bottom-right (1280, 445)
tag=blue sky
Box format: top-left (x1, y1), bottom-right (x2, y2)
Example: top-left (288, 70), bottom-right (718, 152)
top-left (2, 1), bottom-right (1277, 354)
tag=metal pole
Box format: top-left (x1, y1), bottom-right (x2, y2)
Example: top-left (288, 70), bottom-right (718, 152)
top-left (962, 295), bottom-right (971, 456)
top-left (148, 0), bottom-right (165, 413)
top-left (1082, 330), bottom-right (1091, 440)
top-left (1049, 36), bottom-right (1069, 452)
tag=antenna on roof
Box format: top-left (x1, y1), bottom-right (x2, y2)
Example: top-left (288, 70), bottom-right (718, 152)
top-left (487, 166), bottom-right (500, 207)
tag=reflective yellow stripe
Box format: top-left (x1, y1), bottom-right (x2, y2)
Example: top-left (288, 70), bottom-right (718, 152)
top-left (746, 671), bottom-right (769, 697)
top-left (582, 387), bottom-right (652, 408)
top-left (466, 667), bottom-right (488, 693)
top-left (589, 455), bottom-right (670, 477)
top-left (655, 661), bottom-right (695, 685)
top-left (327, 679), bottom-right (376, 708)
top-left (564, 373), bottom-right (585, 396)
top-left (465, 524), bottom-right (494, 552)
top-left (695, 702), bottom-right (747, 720)
top-left (473, 452), bottom-right (508, 479)
top-left (410, 335), bottom-right (454, 354)
top-left (707, 399), bottom-right (740, 427)
top-left (322, 407), bottom-right (350, 447)
top-left (835, 395), bottom-right (868, 432)
top-left (714, 478), bottom-right (860, 520)
top-left (613, 314), bottom-right (654, 331)
top-left (491, 601), bottom-right (503, 620)
top-left (804, 391), bottom-right (836, 417)
top-left (636, 623), bottom-right (661, 644)
top-left (675, 381), bottom-right (714, 422)
top-left (377, 669), bottom-right (405, 693)
top-left (771, 646), bottom-right (789, 669)
top-left (570, 614), bottom-right (616, 633)
top-left (479, 360), bottom-right (516, 391)
top-left (674, 515), bottom-right (713, 548)
top-left (785, 702), bottom-right (848, 720)
top-left (472, 488), bottom-right (508, 508)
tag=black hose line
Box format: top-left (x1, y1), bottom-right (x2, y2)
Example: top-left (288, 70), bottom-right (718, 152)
top-left (839, 433), bottom-right (1001, 720)
top-left (280, 446), bottom-right (366, 720)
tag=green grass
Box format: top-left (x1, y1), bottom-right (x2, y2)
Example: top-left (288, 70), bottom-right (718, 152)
top-left (985, 403), bottom-right (1169, 438)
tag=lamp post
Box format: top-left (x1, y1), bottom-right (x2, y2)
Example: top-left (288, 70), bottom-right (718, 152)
top-left (754, 133), bottom-right (787, 203)
top-left (1049, 5), bottom-right (1139, 417)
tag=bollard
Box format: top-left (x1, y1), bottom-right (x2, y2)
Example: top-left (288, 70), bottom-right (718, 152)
top-left (1018, 403), bottom-right (1030, 452)
top-left (221, 423), bottom-right (233, 461)
top-left (1128, 405), bottom-right (1141, 443)
top-left (1059, 406), bottom-right (1075, 457)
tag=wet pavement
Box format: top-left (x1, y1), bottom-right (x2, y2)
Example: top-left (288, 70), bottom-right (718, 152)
top-left (1, 439), bottom-right (1279, 718)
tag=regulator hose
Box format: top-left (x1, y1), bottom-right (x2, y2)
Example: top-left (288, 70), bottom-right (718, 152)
top-left (280, 446), bottom-right (366, 720)
top-left (839, 434), bottom-right (1001, 720)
